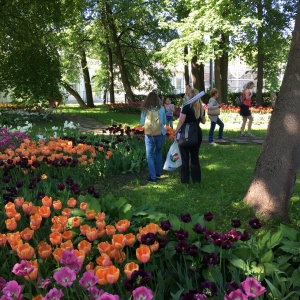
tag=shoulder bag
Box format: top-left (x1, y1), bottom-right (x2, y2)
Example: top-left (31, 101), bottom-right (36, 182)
top-left (207, 107), bottom-right (220, 116)
top-left (177, 123), bottom-right (198, 147)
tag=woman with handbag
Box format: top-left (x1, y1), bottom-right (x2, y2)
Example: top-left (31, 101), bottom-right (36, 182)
top-left (174, 89), bottom-right (206, 184)
top-left (207, 88), bottom-right (225, 145)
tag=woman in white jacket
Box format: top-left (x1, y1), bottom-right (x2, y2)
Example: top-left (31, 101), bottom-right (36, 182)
top-left (207, 88), bottom-right (225, 145)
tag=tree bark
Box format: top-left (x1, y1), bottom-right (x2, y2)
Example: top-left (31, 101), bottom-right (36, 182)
top-left (80, 48), bottom-right (95, 108)
top-left (256, 0), bottom-right (264, 106)
top-left (62, 83), bottom-right (88, 108)
top-left (214, 58), bottom-right (222, 102)
top-left (184, 46), bottom-right (190, 86)
top-left (191, 56), bottom-right (205, 92)
top-left (220, 34), bottom-right (229, 104)
top-left (244, 2), bottom-right (300, 221)
top-left (104, 2), bottom-right (135, 102)
top-left (106, 40), bottom-right (115, 104)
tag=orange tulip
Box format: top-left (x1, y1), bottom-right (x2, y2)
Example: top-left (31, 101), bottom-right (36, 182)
top-left (52, 248), bottom-right (64, 262)
top-left (14, 213), bottom-right (21, 221)
top-left (9, 239), bottom-right (23, 252)
top-left (124, 262), bottom-right (139, 279)
top-left (5, 218), bottom-right (17, 231)
top-left (85, 210), bottom-right (96, 220)
top-left (0, 233), bottom-right (7, 246)
top-left (105, 225), bottom-right (116, 236)
top-left (22, 201), bottom-right (33, 214)
top-left (39, 206), bottom-right (51, 218)
top-left (14, 197), bottom-right (25, 207)
top-left (106, 150), bottom-right (113, 157)
top-left (95, 267), bottom-right (109, 285)
top-left (95, 212), bottom-right (106, 221)
top-left (143, 222), bottom-right (159, 234)
top-left (53, 200), bottom-right (62, 210)
top-left (60, 240), bottom-right (73, 251)
top-left (150, 241), bottom-right (159, 252)
top-left (74, 249), bottom-right (86, 263)
top-left (71, 217), bottom-right (81, 228)
top-left (51, 223), bottom-right (64, 233)
top-left (79, 202), bottom-right (88, 211)
top-left (85, 262), bottom-right (94, 271)
top-left (24, 260), bottom-right (38, 281)
top-left (49, 232), bottom-right (62, 245)
top-left (96, 253), bottom-right (112, 267)
top-left (17, 243), bottom-right (35, 259)
top-left (32, 295), bottom-right (43, 300)
top-left (52, 215), bottom-right (68, 227)
top-left (115, 219), bottom-right (130, 233)
top-left (30, 214), bottom-right (42, 230)
top-left (80, 224), bottom-right (91, 236)
top-left (42, 196), bottom-right (52, 207)
top-left (37, 241), bottom-right (52, 259)
top-left (125, 233), bottom-right (136, 246)
top-left (111, 234), bottom-right (126, 250)
top-left (67, 197), bottom-right (77, 208)
top-left (136, 244), bottom-right (151, 263)
top-left (114, 250), bottom-right (126, 264)
top-left (98, 227), bottom-right (106, 238)
top-left (62, 231), bottom-right (73, 241)
top-left (77, 240), bottom-right (92, 255)
top-left (97, 241), bottom-right (112, 254)
top-left (62, 208), bottom-right (72, 218)
top-left (96, 220), bottom-right (106, 230)
top-left (20, 227), bottom-right (34, 241)
top-left (106, 265), bottom-right (120, 284)
top-left (86, 228), bottom-right (99, 242)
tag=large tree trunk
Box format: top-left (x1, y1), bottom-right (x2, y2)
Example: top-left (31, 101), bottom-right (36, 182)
top-left (220, 34), bottom-right (229, 104)
top-left (62, 83), bottom-right (88, 108)
top-left (256, 0), bottom-right (264, 106)
top-left (106, 41), bottom-right (115, 104)
top-left (244, 2), bottom-right (300, 221)
top-left (80, 48), bottom-right (94, 108)
top-left (105, 2), bottom-right (135, 102)
top-left (184, 46), bottom-right (190, 86)
top-left (191, 56), bottom-right (205, 92)
top-left (214, 58), bottom-right (222, 102)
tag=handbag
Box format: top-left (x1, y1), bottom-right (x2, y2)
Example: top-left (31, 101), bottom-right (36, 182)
top-left (208, 107), bottom-right (220, 115)
top-left (177, 123), bottom-right (198, 147)
top-left (163, 141), bottom-right (182, 171)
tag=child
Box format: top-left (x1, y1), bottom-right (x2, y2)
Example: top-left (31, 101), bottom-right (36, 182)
top-left (207, 88), bottom-right (224, 145)
top-left (164, 98), bottom-right (175, 128)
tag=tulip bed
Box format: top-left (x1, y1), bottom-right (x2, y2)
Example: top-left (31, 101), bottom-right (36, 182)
top-left (0, 108), bottom-right (299, 300)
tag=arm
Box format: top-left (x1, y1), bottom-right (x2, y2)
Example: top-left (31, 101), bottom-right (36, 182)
top-left (207, 98), bottom-right (219, 109)
top-left (170, 104), bottom-right (175, 112)
top-left (140, 111), bottom-right (146, 126)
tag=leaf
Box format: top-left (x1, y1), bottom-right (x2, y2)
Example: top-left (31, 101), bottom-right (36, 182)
top-left (258, 231), bottom-right (270, 249)
top-left (168, 214), bottom-right (181, 230)
top-left (260, 250), bottom-right (273, 263)
top-left (267, 230), bottom-right (282, 248)
top-left (265, 278), bottom-right (283, 299)
top-left (280, 224), bottom-right (299, 241)
top-left (228, 257), bottom-right (249, 271)
top-left (88, 198), bottom-right (101, 213)
top-left (280, 241), bottom-right (300, 255)
top-left (291, 269), bottom-right (300, 288)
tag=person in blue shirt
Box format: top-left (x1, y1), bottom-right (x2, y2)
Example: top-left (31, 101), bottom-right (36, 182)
top-left (140, 92), bottom-right (167, 184)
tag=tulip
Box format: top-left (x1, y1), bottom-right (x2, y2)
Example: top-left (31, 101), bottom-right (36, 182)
top-left (115, 219), bottom-right (130, 233)
top-left (124, 262), bottom-right (139, 279)
top-left (77, 240), bottom-right (92, 255)
top-left (5, 218), bottom-right (17, 230)
top-left (106, 225), bottom-right (116, 236)
top-left (24, 260), bottom-right (39, 281)
top-left (136, 245), bottom-right (151, 263)
top-left (37, 241), bottom-right (52, 259)
top-left (53, 200), bottom-right (62, 210)
top-left (112, 234), bottom-right (126, 250)
top-left (17, 243), bottom-right (35, 259)
top-left (49, 232), bottom-right (63, 245)
top-left (20, 227), bottom-right (34, 241)
top-left (42, 196), bottom-right (52, 207)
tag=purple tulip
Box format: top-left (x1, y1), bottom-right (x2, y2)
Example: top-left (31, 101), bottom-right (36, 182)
top-left (241, 277), bottom-right (266, 298)
top-left (79, 271), bottom-right (99, 290)
top-left (204, 212), bottom-right (214, 221)
top-left (2, 280), bottom-right (24, 299)
top-left (231, 219), bottom-right (241, 227)
top-left (160, 220), bottom-right (172, 231)
top-left (180, 213), bottom-right (192, 223)
top-left (43, 288), bottom-right (64, 300)
top-left (132, 286), bottom-right (153, 300)
top-left (192, 223), bottom-right (206, 234)
top-left (53, 266), bottom-right (76, 287)
top-left (249, 217), bottom-right (263, 229)
top-left (12, 260), bottom-right (34, 276)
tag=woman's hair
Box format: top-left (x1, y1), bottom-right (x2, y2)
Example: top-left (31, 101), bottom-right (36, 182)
top-left (245, 81), bottom-right (254, 89)
top-left (141, 91), bottom-right (161, 111)
top-left (210, 88), bottom-right (218, 97)
top-left (189, 89), bottom-right (204, 119)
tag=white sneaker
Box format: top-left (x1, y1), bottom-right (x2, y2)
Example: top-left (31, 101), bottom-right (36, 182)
top-left (209, 142), bottom-right (217, 146)
top-left (216, 139), bottom-right (226, 142)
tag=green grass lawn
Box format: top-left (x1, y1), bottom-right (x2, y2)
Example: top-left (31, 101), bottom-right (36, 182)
top-left (32, 105), bottom-right (300, 232)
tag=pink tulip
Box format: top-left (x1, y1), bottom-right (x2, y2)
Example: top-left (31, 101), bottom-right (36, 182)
top-left (241, 277), bottom-right (266, 298)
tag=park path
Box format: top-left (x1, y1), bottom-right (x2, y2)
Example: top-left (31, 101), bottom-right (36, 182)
top-left (63, 113), bottom-right (264, 145)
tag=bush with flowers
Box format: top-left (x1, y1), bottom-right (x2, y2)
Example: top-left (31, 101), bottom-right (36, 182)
top-left (1, 114), bottom-right (300, 299)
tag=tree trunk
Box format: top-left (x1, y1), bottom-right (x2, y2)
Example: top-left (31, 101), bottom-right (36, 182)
top-left (214, 58), bottom-right (222, 102)
top-left (256, 0), bottom-right (264, 106)
top-left (244, 2), bottom-right (300, 221)
top-left (62, 83), bottom-right (88, 108)
top-left (105, 2), bottom-right (135, 102)
top-left (184, 46), bottom-right (190, 86)
top-left (106, 41), bottom-right (115, 104)
top-left (80, 48), bottom-right (95, 108)
top-left (220, 34), bottom-right (229, 104)
top-left (191, 56), bottom-right (205, 92)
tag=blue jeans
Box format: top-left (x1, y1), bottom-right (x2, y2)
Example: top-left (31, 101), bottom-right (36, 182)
top-left (209, 118), bottom-right (224, 142)
top-left (145, 134), bottom-right (165, 180)
top-left (166, 116), bottom-right (173, 128)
